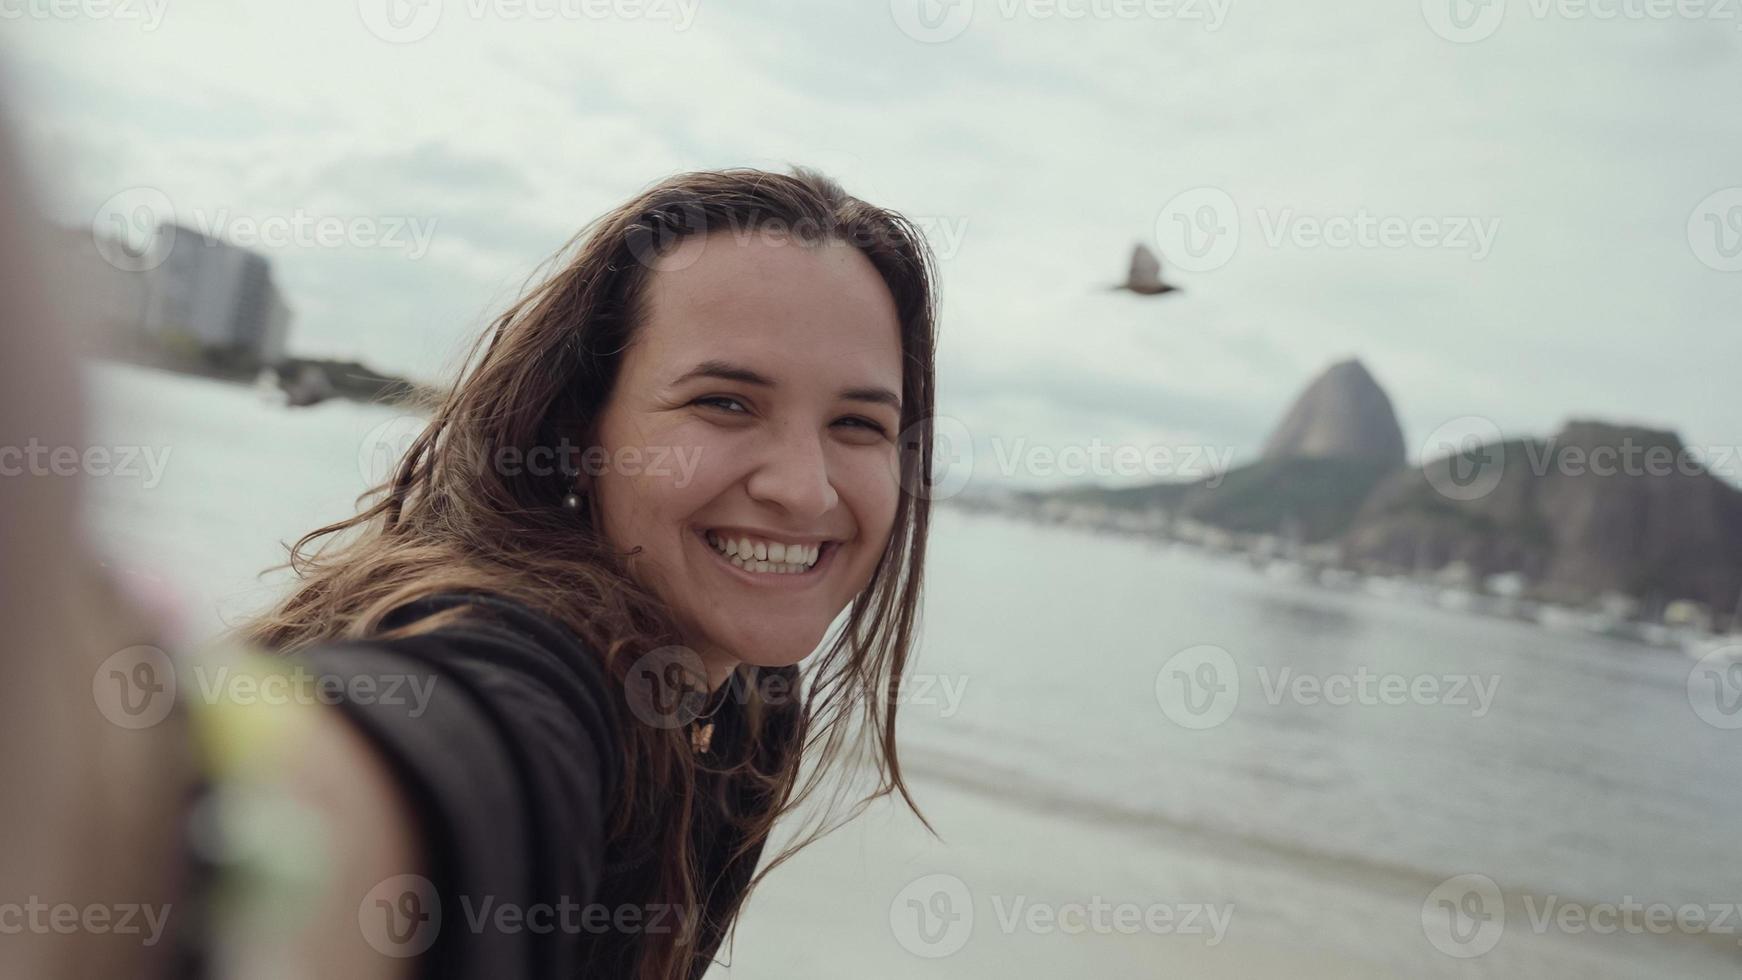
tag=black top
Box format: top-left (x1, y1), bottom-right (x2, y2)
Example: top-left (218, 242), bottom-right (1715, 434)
top-left (291, 591), bottom-right (800, 979)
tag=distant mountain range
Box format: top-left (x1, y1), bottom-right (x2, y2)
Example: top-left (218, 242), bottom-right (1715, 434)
top-left (1026, 359), bottom-right (1742, 618)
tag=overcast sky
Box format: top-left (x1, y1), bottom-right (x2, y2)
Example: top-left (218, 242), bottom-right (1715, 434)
top-left (7, 0), bottom-right (1740, 487)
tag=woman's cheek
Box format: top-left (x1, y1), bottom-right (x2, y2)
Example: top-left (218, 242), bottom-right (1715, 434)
top-left (846, 446), bottom-right (902, 544)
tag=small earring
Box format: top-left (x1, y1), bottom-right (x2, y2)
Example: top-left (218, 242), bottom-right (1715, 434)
top-left (563, 488), bottom-right (585, 511)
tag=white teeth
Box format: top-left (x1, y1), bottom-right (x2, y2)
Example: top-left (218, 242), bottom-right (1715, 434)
top-left (705, 532), bottom-right (825, 573)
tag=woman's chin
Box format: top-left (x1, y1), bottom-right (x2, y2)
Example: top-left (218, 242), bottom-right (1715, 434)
top-left (709, 626), bottom-right (824, 672)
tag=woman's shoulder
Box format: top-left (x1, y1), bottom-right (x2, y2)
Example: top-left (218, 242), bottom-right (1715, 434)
top-left (379, 590), bottom-right (596, 659)
top-left (373, 590), bottom-right (619, 708)
top-left (365, 587), bottom-right (626, 774)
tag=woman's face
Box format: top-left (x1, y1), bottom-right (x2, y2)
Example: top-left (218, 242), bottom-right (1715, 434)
top-left (589, 231), bottom-right (905, 687)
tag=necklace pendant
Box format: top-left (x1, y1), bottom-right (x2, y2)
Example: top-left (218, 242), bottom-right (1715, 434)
top-left (690, 721), bottom-right (714, 753)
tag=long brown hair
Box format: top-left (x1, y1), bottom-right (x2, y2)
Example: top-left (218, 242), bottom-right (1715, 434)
top-left (234, 166), bottom-right (938, 979)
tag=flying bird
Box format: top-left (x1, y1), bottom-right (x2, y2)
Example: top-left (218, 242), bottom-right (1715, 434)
top-left (1112, 243), bottom-right (1181, 296)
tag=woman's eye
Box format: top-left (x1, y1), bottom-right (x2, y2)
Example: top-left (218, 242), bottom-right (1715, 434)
top-left (694, 395), bottom-right (749, 414)
top-left (835, 416), bottom-right (890, 438)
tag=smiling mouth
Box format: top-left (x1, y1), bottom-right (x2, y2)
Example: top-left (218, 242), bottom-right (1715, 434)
top-left (699, 529), bottom-right (834, 576)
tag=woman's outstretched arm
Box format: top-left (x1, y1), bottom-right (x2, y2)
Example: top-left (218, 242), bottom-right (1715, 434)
top-left (0, 105), bottom-right (419, 980)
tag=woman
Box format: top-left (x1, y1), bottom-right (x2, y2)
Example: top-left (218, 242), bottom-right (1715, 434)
top-left (209, 167), bottom-right (942, 979)
top-left (0, 161), bottom-right (942, 979)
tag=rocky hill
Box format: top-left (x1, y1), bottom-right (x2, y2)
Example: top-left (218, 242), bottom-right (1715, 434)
top-left (1261, 358), bottom-right (1406, 466)
top-left (1342, 422), bottom-right (1742, 610)
top-left (1022, 362), bottom-right (1742, 615)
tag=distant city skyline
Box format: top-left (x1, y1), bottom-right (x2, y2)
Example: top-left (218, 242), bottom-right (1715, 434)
top-left (7, 0), bottom-right (1740, 485)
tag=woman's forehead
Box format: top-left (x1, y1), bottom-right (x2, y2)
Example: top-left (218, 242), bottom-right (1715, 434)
top-left (633, 236), bottom-right (902, 382)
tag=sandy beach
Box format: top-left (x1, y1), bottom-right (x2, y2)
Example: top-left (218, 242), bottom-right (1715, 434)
top-left (711, 761), bottom-right (1734, 979)
top-left (709, 770), bottom-right (1357, 979)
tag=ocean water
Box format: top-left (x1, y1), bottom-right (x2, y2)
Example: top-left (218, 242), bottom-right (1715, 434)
top-left (83, 361), bottom-right (1742, 974)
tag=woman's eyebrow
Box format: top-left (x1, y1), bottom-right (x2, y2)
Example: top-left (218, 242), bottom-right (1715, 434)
top-left (674, 359), bottom-right (901, 411)
top-left (672, 359), bottom-right (774, 387)
top-left (841, 386), bottom-right (902, 412)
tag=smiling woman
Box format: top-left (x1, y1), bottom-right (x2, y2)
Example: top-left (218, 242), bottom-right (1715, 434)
top-left (589, 229), bottom-right (908, 687)
top-left (213, 167), bottom-right (942, 980)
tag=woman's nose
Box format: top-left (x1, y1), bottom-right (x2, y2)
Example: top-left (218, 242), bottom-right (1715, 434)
top-left (744, 426), bottom-right (838, 521)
